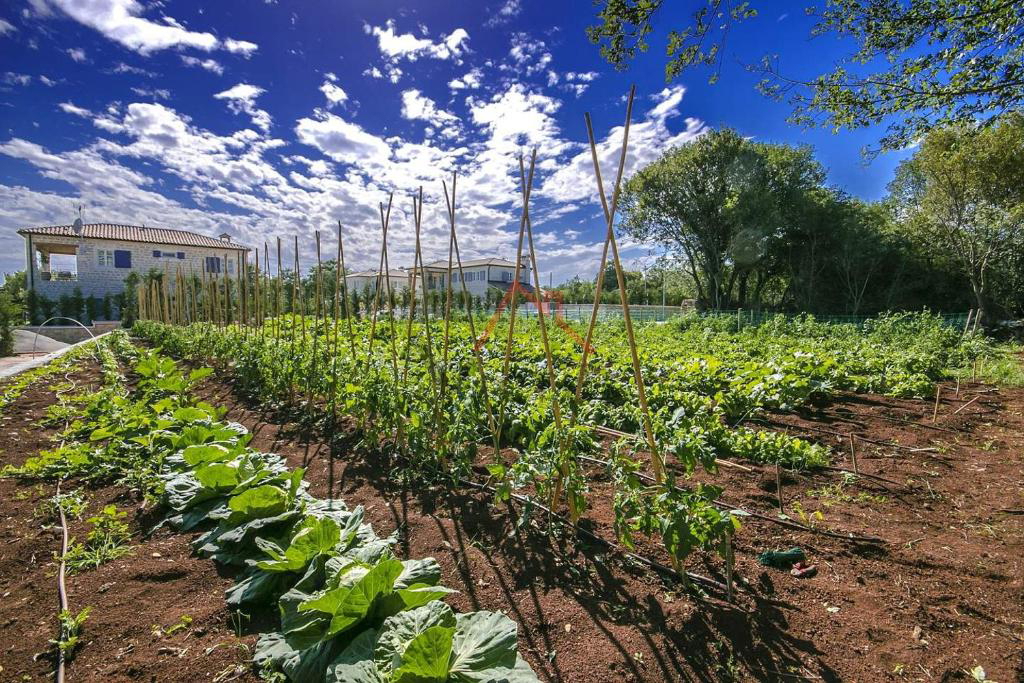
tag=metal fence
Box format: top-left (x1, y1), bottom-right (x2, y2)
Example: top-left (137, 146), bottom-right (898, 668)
top-left (512, 304), bottom-right (972, 328)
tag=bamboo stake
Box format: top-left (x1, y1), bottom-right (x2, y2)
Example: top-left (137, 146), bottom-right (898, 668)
top-left (932, 385), bottom-right (941, 423)
top-left (367, 194), bottom-right (394, 369)
top-left (953, 394), bottom-right (980, 415)
top-left (378, 209), bottom-right (401, 385)
top-left (584, 85), bottom-right (664, 482)
top-left (570, 100), bottom-right (636, 426)
top-left (493, 152), bottom-right (534, 451)
top-left (336, 222), bottom-right (356, 361)
top-left (519, 151), bottom-right (574, 516)
top-left (775, 462), bottom-right (784, 512)
top-left (275, 237), bottom-right (283, 348)
top-left (849, 433), bottom-right (859, 475)
top-left (289, 237), bottom-right (300, 407)
top-left (412, 189), bottom-right (438, 391)
top-left (443, 173), bottom-right (497, 440)
top-left (724, 528), bottom-right (735, 603)
top-left (308, 231), bottom-right (324, 412)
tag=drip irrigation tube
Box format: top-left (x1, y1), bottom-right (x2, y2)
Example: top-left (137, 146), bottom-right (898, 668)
top-left (55, 479), bottom-right (70, 683)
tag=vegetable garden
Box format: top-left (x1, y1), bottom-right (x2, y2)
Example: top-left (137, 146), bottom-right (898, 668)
top-left (0, 90), bottom-right (1021, 682)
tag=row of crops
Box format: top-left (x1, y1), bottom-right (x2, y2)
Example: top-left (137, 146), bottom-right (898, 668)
top-left (129, 310), bottom-right (986, 578)
top-left (5, 333), bottom-right (541, 682)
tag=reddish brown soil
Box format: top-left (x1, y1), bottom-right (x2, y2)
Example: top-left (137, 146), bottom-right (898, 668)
top-left (191, 373), bottom-right (1024, 683)
top-left (0, 363), bottom-right (260, 683)
top-left (2, 355), bottom-right (1022, 683)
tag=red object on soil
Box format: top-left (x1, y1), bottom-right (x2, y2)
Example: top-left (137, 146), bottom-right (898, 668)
top-left (790, 561), bottom-right (817, 578)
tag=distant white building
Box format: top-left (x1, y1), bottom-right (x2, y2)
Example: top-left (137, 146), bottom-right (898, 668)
top-left (415, 257), bottom-right (533, 298)
top-left (345, 269), bottom-right (410, 295)
top-left (19, 223), bottom-right (249, 303)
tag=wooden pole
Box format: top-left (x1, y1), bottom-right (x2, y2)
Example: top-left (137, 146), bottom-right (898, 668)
top-left (444, 173), bottom-right (497, 440)
top-left (336, 222), bottom-right (356, 361)
top-left (849, 433), bottom-right (859, 475)
top-left (519, 151), bottom-right (574, 516)
top-left (308, 230), bottom-right (324, 411)
top-left (932, 385), bottom-right (941, 423)
top-left (583, 86), bottom-right (664, 482)
top-left (775, 462), bottom-right (784, 512)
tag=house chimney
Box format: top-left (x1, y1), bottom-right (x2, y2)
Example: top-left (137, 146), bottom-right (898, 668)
top-left (219, 232), bottom-right (231, 243)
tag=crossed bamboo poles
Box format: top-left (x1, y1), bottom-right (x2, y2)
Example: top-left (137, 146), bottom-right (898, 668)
top-left (134, 86), bottom-right (663, 514)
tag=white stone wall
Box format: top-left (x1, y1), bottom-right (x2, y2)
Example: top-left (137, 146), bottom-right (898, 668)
top-left (26, 234), bottom-right (247, 301)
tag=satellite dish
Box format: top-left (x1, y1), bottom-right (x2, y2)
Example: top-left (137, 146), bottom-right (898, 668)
top-left (72, 205), bottom-right (84, 235)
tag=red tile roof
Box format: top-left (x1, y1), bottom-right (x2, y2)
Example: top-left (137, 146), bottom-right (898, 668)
top-left (18, 223), bottom-right (249, 250)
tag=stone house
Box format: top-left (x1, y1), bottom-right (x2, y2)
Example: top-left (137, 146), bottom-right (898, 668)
top-left (19, 223), bottom-right (250, 307)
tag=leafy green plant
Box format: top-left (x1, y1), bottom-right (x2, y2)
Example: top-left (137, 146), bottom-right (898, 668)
top-left (51, 606), bottom-right (91, 656)
top-left (64, 505), bottom-right (133, 572)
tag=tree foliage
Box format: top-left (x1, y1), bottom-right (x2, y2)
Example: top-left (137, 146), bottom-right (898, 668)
top-left (588, 0), bottom-right (1024, 150)
top-left (888, 114), bottom-right (1024, 321)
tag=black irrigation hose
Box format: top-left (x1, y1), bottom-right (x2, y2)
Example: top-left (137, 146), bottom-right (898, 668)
top-left (576, 455), bottom-right (887, 545)
top-left (455, 477), bottom-right (733, 595)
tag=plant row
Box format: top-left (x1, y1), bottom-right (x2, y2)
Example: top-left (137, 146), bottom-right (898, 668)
top-left (4, 332), bottom-right (540, 683)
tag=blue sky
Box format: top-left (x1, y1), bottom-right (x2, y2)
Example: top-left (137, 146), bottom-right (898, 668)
top-left (0, 0), bottom-right (913, 283)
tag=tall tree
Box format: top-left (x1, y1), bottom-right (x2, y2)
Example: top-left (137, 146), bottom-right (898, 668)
top-left (588, 1), bottom-right (1024, 151)
top-left (619, 129), bottom-right (824, 309)
top-left (888, 114), bottom-right (1024, 321)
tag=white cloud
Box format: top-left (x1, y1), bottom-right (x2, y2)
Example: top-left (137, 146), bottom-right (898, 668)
top-left (365, 19), bottom-right (469, 63)
top-left (214, 83), bottom-right (272, 132)
top-left (39, 75), bottom-right (57, 86)
top-left (224, 38), bottom-right (258, 56)
top-left (485, 0), bottom-right (521, 27)
top-left (505, 33), bottom-right (551, 76)
top-left (0, 18), bottom-right (16, 35)
top-left (540, 86), bottom-right (705, 205)
top-left (319, 81), bottom-right (348, 108)
top-left (67, 47), bottom-right (87, 62)
top-left (131, 86), bottom-right (170, 100)
top-left (180, 55), bottom-right (223, 75)
top-left (3, 72), bottom-right (32, 86)
top-left (401, 89), bottom-right (458, 129)
top-left (111, 61), bottom-right (155, 76)
top-left (448, 67), bottom-right (482, 90)
top-left (35, 0), bottom-right (257, 56)
top-left (58, 101), bottom-right (91, 117)
top-left (294, 112), bottom-right (391, 166)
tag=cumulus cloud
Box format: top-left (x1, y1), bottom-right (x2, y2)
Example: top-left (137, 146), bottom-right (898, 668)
top-left (34, 0), bottom-right (257, 56)
top-left (364, 19), bottom-right (469, 63)
top-left (0, 18), bottom-right (16, 35)
top-left (319, 81), bottom-right (348, 109)
top-left (214, 83), bottom-right (272, 132)
top-left (540, 86), bottom-right (705, 205)
top-left (180, 55), bottom-right (223, 75)
top-left (295, 112), bottom-right (391, 166)
top-left (401, 89), bottom-right (458, 129)
top-left (448, 67), bottom-right (482, 90)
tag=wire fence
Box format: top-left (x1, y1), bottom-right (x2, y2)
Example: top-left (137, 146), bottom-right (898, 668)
top-left (513, 304), bottom-right (972, 328)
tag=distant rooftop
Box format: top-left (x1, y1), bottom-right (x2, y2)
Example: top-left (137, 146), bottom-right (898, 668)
top-left (18, 223), bottom-right (249, 251)
top-left (421, 257), bottom-right (523, 269)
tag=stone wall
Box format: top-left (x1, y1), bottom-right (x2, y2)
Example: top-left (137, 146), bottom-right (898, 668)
top-left (26, 234), bottom-right (247, 302)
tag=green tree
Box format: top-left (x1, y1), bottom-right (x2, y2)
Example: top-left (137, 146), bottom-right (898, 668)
top-left (620, 129), bottom-right (825, 309)
top-left (888, 114), bottom-right (1024, 322)
top-left (588, 0), bottom-right (1024, 151)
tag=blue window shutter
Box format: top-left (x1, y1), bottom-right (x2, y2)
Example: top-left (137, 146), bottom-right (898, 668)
top-left (153, 250), bottom-right (161, 258)
top-left (177, 252), bottom-right (185, 259)
top-left (114, 250), bottom-right (131, 268)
